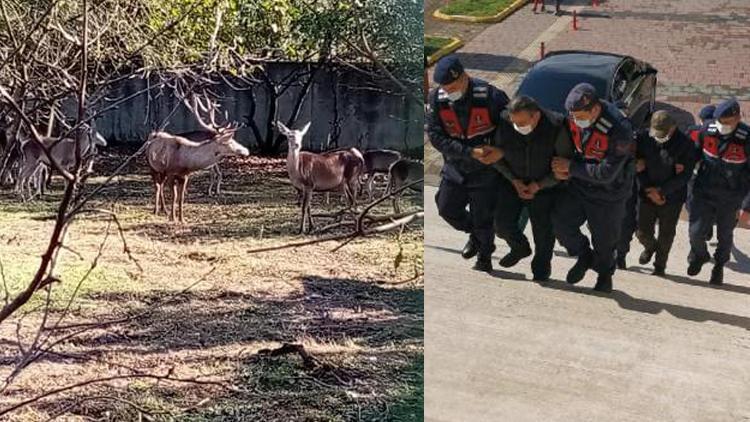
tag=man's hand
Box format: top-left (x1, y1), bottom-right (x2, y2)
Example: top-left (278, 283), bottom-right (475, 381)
top-left (636, 159), bottom-right (646, 173)
top-left (511, 179), bottom-right (533, 199)
top-left (527, 181), bottom-right (541, 196)
top-left (551, 157), bottom-right (571, 180)
top-left (471, 147), bottom-right (488, 161)
top-left (475, 146), bottom-right (504, 165)
top-left (675, 163), bottom-right (685, 174)
top-left (646, 188), bottom-right (665, 205)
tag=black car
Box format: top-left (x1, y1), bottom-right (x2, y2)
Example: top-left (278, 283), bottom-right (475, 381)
top-left (515, 50), bottom-right (658, 128)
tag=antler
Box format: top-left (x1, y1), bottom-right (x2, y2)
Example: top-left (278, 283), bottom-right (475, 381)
top-left (176, 84), bottom-right (217, 133)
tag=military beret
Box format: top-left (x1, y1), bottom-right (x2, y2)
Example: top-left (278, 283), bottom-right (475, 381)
top-left (698, 104), bottom-right (716, 121)
top-left (565, 83), bottom-right (599, 112)
top-left (713, 98), bottom-right (741, 119)
top-left (433, 55), bottom-right (465, 85)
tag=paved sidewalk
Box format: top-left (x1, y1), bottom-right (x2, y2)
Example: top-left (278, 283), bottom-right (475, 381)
top-left (425, 185), bottom-right (750, 421)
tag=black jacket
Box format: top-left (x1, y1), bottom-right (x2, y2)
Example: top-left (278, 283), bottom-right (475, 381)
top-left (692, 122), bottom-right (750, 200)
top-left (568, 101), bottom-right (635, 202)
top-left (427, 78), bottom-right (509, 184)
top-left (491, 109), bottom-right (574, 189)
top-left (636, 129), bottom-right (697, 204)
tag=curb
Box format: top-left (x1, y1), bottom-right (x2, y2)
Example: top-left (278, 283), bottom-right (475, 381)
top-left (433, 0), bottom-right (529, 24)
top-left (426, 37), bottom-right (464, 66)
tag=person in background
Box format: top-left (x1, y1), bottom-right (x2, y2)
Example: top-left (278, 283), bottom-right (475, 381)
top-left (427, 55), bottom-right (510, 272)
top-left (533, 0), bottom-right (562, 15)
top-left (634, 111), bottom-right (697, 276)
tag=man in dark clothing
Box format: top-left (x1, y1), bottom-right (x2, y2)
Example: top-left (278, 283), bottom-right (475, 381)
top-left (688, 99), bottom-right (750, 285)
top-left (551, 83), bottom-right (635, 293)
top-left (686, 104), bottom-right (717, 241)
top-left (427, 55), bottom-right (510, 272)
top-left (479, 95), bottom-right (573, 281)
top-left (634, 111), bottom-right (697, 276)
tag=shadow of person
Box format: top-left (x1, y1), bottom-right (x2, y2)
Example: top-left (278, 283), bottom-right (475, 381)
top-left (537, 280), bottom-right (750, 331)
top-left (628, 265), bottom-right (750, 296)
top-left (727, 246), bottom-right (750, 274)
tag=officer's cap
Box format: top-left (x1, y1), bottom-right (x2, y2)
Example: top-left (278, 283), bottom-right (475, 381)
top-left (650, 110), bottom-right (676, 138)
top-left (698, 104), bottom-right (716, 121)
top-left (565, 83), bottom-right (599, 112)
top-left (433, 55), bottom-right (465, 85)
top-left (713, 98), bottom-right (741, 119)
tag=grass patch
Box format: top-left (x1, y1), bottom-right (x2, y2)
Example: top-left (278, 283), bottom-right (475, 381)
top-left (440, 0), bottom-right (517, 17)
top-left (425, 36), bottom-right (453, 58)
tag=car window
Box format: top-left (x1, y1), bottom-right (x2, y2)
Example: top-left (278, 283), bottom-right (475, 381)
top-left (613, 59), bottom-right (644, 102)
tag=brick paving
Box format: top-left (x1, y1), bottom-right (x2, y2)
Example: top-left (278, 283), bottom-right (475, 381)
top-left (426, 0), bottom-right (750, 183)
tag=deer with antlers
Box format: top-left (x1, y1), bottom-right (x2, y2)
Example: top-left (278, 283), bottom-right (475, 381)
top-left (147, 89), bottom-right (249, 223)
top-left (277, 121), bottom-right (365, 234)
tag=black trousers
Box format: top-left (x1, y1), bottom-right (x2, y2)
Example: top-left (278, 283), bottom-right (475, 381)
top-left (494, 180), bottom-right (557, 275)
top-left (688, 190), bottom-right (742, 265)
top-left (435, 175), bottom-right (498, 258)
top-left (636, 199), bottom-right (683, 268)
top-left (616, 182), bottom-right (638, 257)
top-left (553, 187), bottom-right (627, 275)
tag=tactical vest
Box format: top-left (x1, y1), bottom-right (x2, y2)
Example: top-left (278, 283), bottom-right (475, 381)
top-left (691, 124), bottom-right (749, 165)
top-left (568, 114), bottom-right (615, 162)
top-left (437, 84), bottom-right (496, 140)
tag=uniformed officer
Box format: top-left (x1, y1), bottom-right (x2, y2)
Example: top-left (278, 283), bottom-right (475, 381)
top-left (478, 95), bottom-right (573, 281)
top-left (551, 83), bottom-right (635, 293)
top-left (427, 55), bottom-right (510, 272)
top-left (687, 99), bottom-right (750, 285)
top-left (635, 111), bottom-right (697, 276)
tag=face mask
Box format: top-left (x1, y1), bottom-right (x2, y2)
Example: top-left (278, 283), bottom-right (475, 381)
top-left (574, 118), bottom-right (591, 129)
top-left (716, 122), bottom-right (735, 135)
top-left (650, 130), bottom-right (670, 144)
top-left (513, 123), bottom-right (533, 135)
top-left (446, 89), bottom-right (465, 102)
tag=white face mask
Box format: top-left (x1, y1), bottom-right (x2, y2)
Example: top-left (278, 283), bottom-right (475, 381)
top-left (649, 130), bottom-right (671, 144)
top-left (574, 118), bottom-right (592, 129)
top-left (716, 122), bottom-right (735, 135)
top-left (513, 123), bottom-right (534, 135)
top-left (446, 89), bottom-right (465, 102)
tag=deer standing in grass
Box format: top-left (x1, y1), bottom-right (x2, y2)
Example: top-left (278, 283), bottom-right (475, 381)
top-left (277, 121), bottom-right (365, 234)
top-left (147, 91), bottom-right (249, 223)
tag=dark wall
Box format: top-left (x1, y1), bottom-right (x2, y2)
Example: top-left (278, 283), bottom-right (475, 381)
top-left (92, 63), bottom-right (423, 155)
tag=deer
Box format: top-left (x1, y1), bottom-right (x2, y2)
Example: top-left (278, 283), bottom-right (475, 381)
top-left (174, 129), bottom-right (224, 196)
top-left (15, 123), bottom-right (107, 201)
top-left (147, 91), bottom-right (249, 223)
top-left (386, 158), bottom-right (423, 213)
top-left (277, 121), bottom-right (365, 234)
top-left (362, 149), bottom-right (401, 201)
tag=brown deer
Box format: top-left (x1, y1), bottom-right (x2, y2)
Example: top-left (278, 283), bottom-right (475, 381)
top-left (387, 158), bottom-right (423, 213)
top-left (147, 91), bottom-right (249, 223)
top-left (363, 149), bottom-right (401, 201)
top-left (277, 121), bottom-right (364, 234)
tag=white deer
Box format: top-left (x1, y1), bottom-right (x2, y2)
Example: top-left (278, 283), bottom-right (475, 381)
top-left (146, 91), bottom-right (248, 223)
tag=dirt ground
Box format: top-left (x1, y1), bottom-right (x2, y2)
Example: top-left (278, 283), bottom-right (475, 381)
top-left (0, 147), bottom-right (424, 421)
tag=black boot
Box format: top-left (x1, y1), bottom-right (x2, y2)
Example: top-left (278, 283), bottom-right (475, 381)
top-left (687, 255), bottom-right (709, 276)
top-left (709, 264), bottom-right (723, 285)
top-left (473, 255), bottom-right (493, 273)
top-left (498, 244), bottom-right (532, 268)
top-left (532, 259), bottom-right (551, 282)
top-left (461, 236), bottom-right (479, 260)
top-left (639, 248), bottom-right (655, 265)
top-left (566, 248), bottom-right (592, 285)
top-left (652, 265), bottom-right (666, 277)
top-left (593, 273), bottom-right (613, 293)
